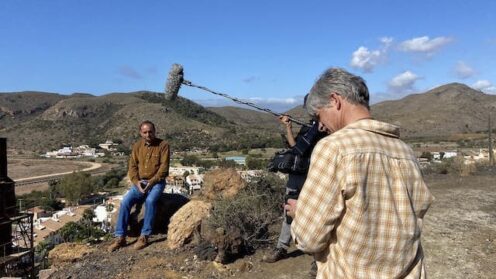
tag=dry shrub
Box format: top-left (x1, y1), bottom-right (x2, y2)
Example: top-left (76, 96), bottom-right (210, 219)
top-left (202, 168), bottom-right (246, 200)
top-left (452, 156), bottom-right (476, 176)
top-left (206, 172), bottom-right (285, 250)
top-left (425, 157), bottom-right (476, 176)
top-left (48, 243), bottom-right (96, 268)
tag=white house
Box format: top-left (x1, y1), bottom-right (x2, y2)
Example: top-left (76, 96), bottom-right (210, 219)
top-left (99, 140), bottom-right (118, 151)
top-left (185, 174), bottom-right (204, 194)
top-left (170, 166), bottom-right (202, 176)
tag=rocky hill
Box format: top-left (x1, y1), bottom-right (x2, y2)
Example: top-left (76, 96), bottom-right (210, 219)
top-left (371, 83), bottom-right (496, 138)
top-left (0, 91), bottom-right (282, 153)
top-left (284, 83), bottom-right (495, 139)
top-left (1, 83), bottom-right (493, 152)
top-left (207, 106), bottom-right (279, 130)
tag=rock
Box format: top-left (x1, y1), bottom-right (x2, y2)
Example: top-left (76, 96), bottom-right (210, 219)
top-left (111, 193), bottom-right (189, 237)
top-left (201, 168), bottom-right (246, 201)
top-left (166, 200), bottom-right (212, 249)
top-left (48, 243), bottom-right (96, 268)
top-left (38, 268), bottom-right (56, 279)
top-left (199, 218), bottom-right (245, 264)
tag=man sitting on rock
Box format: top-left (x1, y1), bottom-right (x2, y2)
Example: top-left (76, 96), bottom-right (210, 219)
top-left (108, 120), bottom-right (170, 252)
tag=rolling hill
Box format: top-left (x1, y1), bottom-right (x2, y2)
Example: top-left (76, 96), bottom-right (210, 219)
top-left (0, 91), bottom-right (282, 153)
top-left (1, 83), bottom-right (494, 153)
top-left (282, 83), bottom-right (495, 139)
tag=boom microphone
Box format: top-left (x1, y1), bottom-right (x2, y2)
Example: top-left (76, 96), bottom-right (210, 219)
top-left (164, 63), bottom-right (310, 127)
top-left (164, 63), bottom-right (184, 101)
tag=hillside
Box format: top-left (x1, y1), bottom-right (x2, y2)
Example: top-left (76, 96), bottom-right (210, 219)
top-left (0, 91), bottom-right (282, 152)
top-left (2, 83), bottom-right (494, 152)
top-left (44, 173), bottom-right (496, 279)
top-left (207, 106), bottom-right (279, 129)
top-left (371, 83), bottom-right (496, 138)
top-left (284, 83), bottom-right (496, 139)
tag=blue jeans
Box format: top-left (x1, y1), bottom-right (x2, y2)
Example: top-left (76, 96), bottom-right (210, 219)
top-left (114, 182), bottom-right (165, 237)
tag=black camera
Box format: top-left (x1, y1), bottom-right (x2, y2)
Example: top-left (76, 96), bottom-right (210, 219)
top-left (285, 189), bottom-right (299, 224)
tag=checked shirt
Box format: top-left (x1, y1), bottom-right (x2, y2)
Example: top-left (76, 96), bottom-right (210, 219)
top-left (291, 119), bottom-right (434, 279)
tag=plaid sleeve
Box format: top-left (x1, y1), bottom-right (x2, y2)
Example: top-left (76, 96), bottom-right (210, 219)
top-left (291, 139), bottom-right (345, 253)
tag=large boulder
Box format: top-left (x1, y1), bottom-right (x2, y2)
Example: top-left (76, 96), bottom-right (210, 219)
top-left (110, 193), bottom-right (189, 237)
top-left (201, 168), bottom-right (246, 200)
top-left (166, 200), bottom-right (212, 249)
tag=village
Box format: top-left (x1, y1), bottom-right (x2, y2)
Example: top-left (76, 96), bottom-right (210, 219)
top-left (42, 140), bottom-right (124, 159)
top-left (2, 133), bottom-right (495, 278)
top-left (13, 138), bottom-right (493, 250)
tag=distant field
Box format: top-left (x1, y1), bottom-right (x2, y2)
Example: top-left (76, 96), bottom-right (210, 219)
top-left (8, 159), bottom-right (92, 180)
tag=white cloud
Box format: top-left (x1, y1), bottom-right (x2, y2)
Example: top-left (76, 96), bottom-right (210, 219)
top-left (472, 80), bottom-right (496, 94)
top-left (388, 71), bottom-right (421, 93)
top-left (454, 61), bottom-right (475, 79)
top-left (399, 36), bottom-right (453, 54)
top-left (380, 37), bottom-right (394, 47)
top-left (350, 37), bottom-right (393, 73)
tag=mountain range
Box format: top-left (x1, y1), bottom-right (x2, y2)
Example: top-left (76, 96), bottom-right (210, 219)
top-left (1, 83), bottom-right (494, 153)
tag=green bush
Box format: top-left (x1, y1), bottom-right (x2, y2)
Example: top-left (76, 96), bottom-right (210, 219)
top-left (55, 172), bottom-right (94, 205)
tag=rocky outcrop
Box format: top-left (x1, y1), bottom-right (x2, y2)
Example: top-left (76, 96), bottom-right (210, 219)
top-left (41, 98), bottom-right (113, 120)
top-left (48, 243), bottom-right (97, 268)
top-left (201, 168), bottom-right (246, 201)
top-left (166, 200), bottom-right (212, 249)
top-left (110, 193), bottom-right (190, 236)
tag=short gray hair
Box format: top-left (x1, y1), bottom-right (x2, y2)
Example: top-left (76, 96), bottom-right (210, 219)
top-left (305, 68), bottom-right (370, 117)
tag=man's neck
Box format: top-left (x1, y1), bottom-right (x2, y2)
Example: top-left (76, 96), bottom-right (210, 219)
top-left (343, 104), bottom-right (371, 127)
top-left (144, 138), bottom-right (155, 146)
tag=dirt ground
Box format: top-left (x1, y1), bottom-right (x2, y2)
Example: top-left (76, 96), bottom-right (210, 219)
top-left (8, 158), bottom-right (91, 180)
top-left (47, 172), bottom-right (496, 279)
top-left (8, 158), bottom-right (115, 195)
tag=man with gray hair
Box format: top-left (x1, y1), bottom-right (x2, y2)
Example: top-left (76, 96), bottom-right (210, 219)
top-left (285, 68), bottom-right (434, 278)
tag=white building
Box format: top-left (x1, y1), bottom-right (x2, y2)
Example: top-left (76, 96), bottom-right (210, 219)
top-left (170, 166), bottom-right (202, 176)
top-left (99, 140), bottom-right (118, 151)
top-left (185, 174), bottom-right (204, 194)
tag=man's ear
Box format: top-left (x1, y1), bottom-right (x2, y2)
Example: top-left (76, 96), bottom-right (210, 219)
top-left (330, 93), bottom-right (342, 110)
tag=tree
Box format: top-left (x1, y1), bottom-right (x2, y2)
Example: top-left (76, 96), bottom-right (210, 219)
top-left (57, 172), bottom-right (94, 205)
top-left (246, 156), bottom-right (268, 170)
top-left (219, 159), bottom-right (237, 169)
top-left (181, 155), bottom-right (200, 166)
top-left (420, 151), bottom-right (433, 161)
top-left (105, 177), bottom-right (120, 188)
top-left (82, 208), bottom-right (96, 222)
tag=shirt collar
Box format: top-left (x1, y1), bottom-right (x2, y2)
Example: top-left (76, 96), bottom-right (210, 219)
top-left (142, 138), bottom-right (159, 147)
top-left (344, 119), bottom-right (400, 138)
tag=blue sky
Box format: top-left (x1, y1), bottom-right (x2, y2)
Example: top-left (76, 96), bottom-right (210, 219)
top-left (1, 0), bottom-right (495, 112)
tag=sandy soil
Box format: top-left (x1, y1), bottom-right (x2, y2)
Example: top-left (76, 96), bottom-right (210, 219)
top-left (48, 172), bottom-right (496, 279)
top-left (8, 158), bottom-right (114, 195)
top-left (7, 159), bottom-right (92, 180)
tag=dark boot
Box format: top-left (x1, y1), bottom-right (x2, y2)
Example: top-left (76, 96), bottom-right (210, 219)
top-left (262, 247), bottom-right (287, 263)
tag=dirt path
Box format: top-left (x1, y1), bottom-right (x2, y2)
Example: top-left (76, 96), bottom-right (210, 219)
top-left (15, 162), bottom-right (101, 182)
top-left (48, 173), bottom-right (496, 279)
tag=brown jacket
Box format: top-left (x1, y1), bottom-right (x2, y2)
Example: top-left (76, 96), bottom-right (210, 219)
top-left (128, 138), bottom-right (170, 187)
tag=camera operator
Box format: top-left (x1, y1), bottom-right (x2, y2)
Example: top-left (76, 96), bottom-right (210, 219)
top-left (263, 99), bottom-right (326, 277)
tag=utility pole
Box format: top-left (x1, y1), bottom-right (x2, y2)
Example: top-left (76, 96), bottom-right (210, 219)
top-left (489, 111), bottom-right (494, 166)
